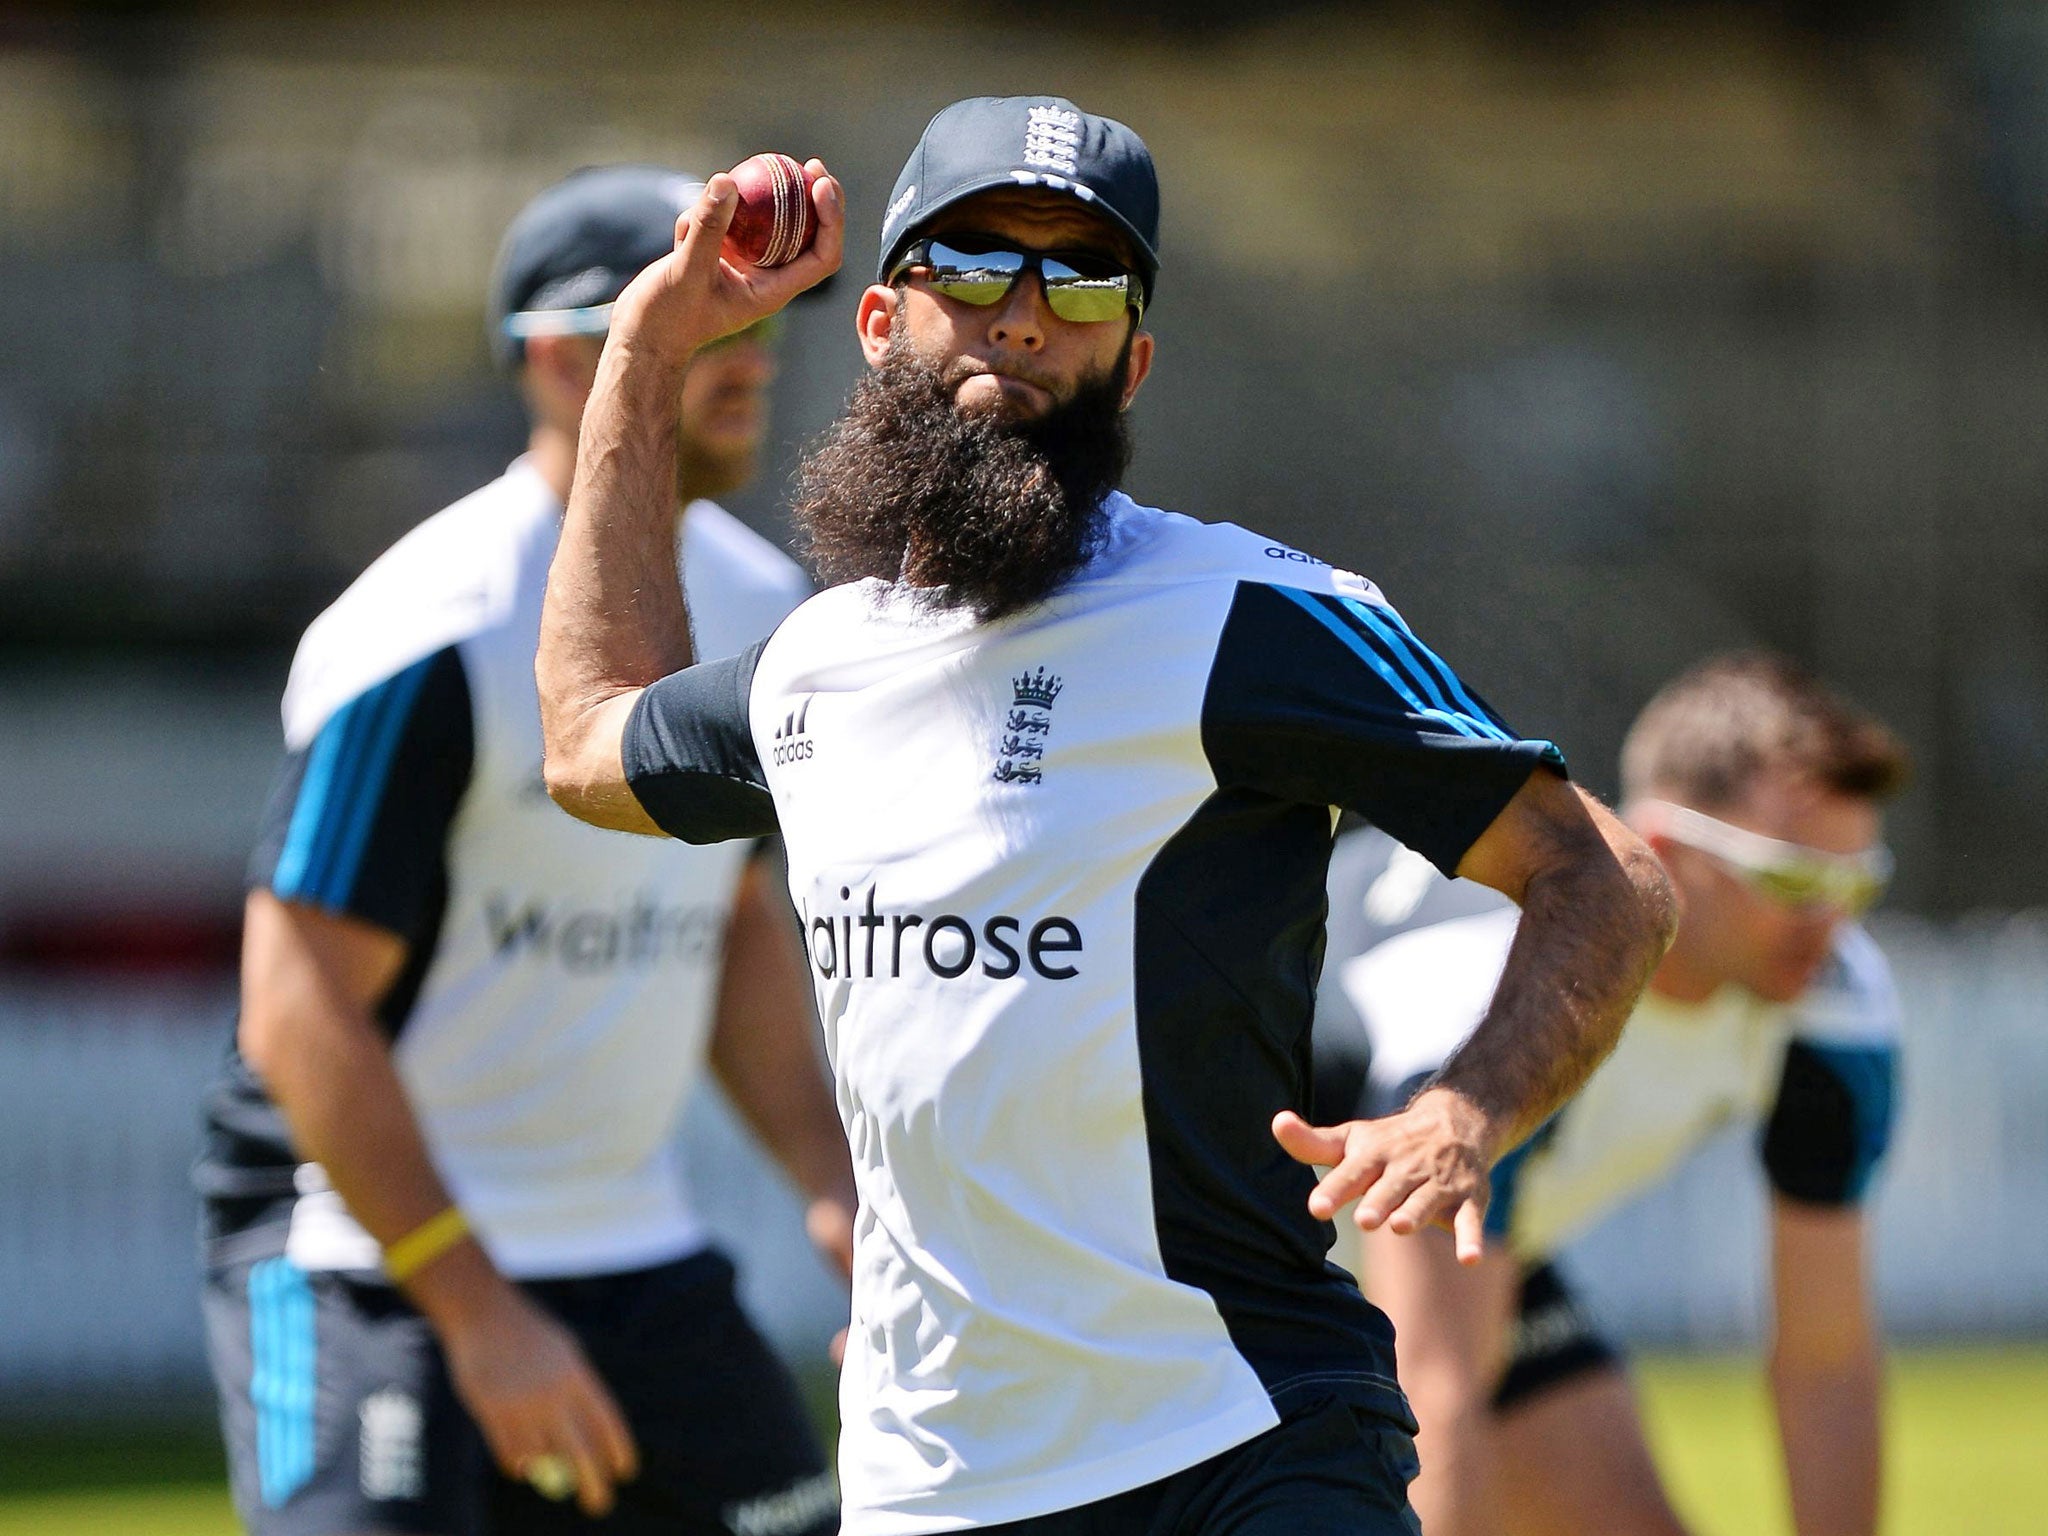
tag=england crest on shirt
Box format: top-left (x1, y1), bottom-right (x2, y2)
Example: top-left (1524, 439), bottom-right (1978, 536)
top-left (994, 667), bottom-right (1061, 785)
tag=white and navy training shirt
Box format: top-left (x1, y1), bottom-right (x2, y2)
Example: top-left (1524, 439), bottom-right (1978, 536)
top-left (616, 493), bottom-right (1565, 1534)
top-left (198, 458), bottom-right (810, 1281)
top-left (1331, 828), bottom-right (1901, 1262)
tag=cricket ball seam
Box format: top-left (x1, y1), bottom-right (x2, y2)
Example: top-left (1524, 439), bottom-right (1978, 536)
top-left (768, 154), bottom-right (800, 266)
top-left (728, 153), bottom-right (815, 268)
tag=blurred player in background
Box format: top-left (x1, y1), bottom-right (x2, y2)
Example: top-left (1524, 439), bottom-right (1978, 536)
top-left (1329, 652), bottom-right (1908, 1536)
top-left (195, 165), bottom-right (852, 1536)
top-left (533, 98), bottom-right (1678, 1536)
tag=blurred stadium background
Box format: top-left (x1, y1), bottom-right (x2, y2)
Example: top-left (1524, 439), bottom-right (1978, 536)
top-left (2, 1), bottom-right (2045, 1531)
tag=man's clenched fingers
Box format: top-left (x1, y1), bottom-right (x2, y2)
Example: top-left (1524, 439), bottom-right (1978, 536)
top-left (1276, 1108), bottom-right (1498, 1237)
top-left (806, 161), bottom-right (845, 251)
top-left (1309, 1155), bottom-right (1386, 1221)
top-left (746, 172), bottom-right (844, 302)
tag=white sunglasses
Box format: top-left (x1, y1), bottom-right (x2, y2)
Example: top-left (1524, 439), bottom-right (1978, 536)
top-left (1641, 800), bottom-right (1893, 915)
top-left (501, 304), bottom-right (783, 351)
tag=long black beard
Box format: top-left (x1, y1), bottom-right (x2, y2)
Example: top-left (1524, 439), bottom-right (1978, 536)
top-left (791, 337), bottom-right (1133, 623)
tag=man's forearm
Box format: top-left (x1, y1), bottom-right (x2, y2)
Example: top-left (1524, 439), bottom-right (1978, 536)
top-left (562, 340), bottom-right (695, 680)
top-left (266, 1019), bottom-right (518, 1332)
top-left (1770, 1201), bottom-right (1883, 1536)
top-left (242, 901), bottom-right (514, 1333)
top-left (1774, 1349), bottom-right (1882, 1536)
top-left (1436, 789), bottom-right (1675, 1153)
top-left (536, 172), bottom-right (841, 828)
top-left (537, 343), bottom-right (694, 815)
top-left (261, 996), bottom-right (456, 1249)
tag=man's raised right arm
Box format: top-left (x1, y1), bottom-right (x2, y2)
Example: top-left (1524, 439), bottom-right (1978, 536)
top-left (537, 165), bottom-right (842, 832)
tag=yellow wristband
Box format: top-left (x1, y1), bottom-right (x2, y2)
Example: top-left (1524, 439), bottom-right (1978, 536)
top-left (383, 1207), bottom-right (471, 1284)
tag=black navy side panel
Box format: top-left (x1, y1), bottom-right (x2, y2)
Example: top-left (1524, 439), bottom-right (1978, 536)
top-left (205, 647), bottom-right (474, 1232)
top-left (1202, 583), bottom-right (1565, 876)
top-left (1761, 1040), bottom-right (1898, 1206)
top-left (1131, 787), bottom-right (1411, 1425)
top-left (622, 642), bottom-right (777, 844)
top-left (249, 646), bottom-right (474, 953)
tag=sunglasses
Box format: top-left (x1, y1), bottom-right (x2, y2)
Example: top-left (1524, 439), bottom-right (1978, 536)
top-left (888, 236), bottom-right (1145, 325)
top-left (502, 305), bottom-right (783, 351)
top-left (1644, 800), bottom-right (1893, 916)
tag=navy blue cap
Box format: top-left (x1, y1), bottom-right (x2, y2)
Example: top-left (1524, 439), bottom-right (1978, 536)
top-left (487, 164), bottom-right (703, 367)
top-left (878, 96), bottom-right (1160, 296)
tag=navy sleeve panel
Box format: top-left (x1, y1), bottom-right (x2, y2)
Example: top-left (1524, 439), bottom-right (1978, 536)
top-left (248, 646), bottom-right (474, 949)
top-left (621, 641), bottom-right (778, 844)
top-left (1202, 582), bottom-right (1567, 876)
top-left (1761, 1039), bottom-right (1899, 1206)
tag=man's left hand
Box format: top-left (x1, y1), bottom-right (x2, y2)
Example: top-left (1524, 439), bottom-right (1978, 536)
top-left (1272, 1086), bottom-right (1502, 1265)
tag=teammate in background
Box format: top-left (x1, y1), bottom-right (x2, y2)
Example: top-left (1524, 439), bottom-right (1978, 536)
top-left (1330, 653), bottom-right (1908, 1536)
top-left (533, 98), bottom-right (1677, 1535)
top-left (196, 165), bottom-right (852, 1536)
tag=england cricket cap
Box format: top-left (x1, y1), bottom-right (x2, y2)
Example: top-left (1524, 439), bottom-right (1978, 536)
top-left (878, 96), bottom-right (1161, 296)
top-left (488, 164), bottom-right (703, 367)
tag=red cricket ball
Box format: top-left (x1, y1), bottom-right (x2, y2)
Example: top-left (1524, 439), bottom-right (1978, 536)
top-left (723, 153), bottom-right (819, 268)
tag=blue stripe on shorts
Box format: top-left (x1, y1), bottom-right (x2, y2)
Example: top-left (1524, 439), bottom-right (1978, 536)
top-left (249, 1256), bottom-right (317, 1508)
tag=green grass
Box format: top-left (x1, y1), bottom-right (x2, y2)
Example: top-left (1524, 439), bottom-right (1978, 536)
top-left (3, 1348), bottom-right (2045, 1534)
top-left (0, 1487), bottom-right (236, 1536)
top-left (1641, 1347), bottom-right (2048, 1536)
top-left (0, 1420), bottom-right (234, 1536)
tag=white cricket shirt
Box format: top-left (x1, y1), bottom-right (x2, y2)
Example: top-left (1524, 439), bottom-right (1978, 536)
top-left (201, 458), bottom-right (809, 1280)
top-left (620, 493), bottom-right (1565, 1532)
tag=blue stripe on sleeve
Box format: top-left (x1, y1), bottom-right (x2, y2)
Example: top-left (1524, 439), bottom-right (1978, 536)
top-left (1337, 599), bottom-right (1516, 744)
top-left (1353, 600), bottom-right (1520, 741)
top-left (320, 662), bottom-right (432, 905)
top-left (272, 656), bottom-right (436, 909)
top-left (1273, 587), bottom-right (1485, 740)
top-left (303, 677), bottom-right (413, 902)
top-left (1330, 599), bottom-right (1469, 730)
top-left (273, 705), bottom-right (359, 898)
top-left (299, 685), bottom-right (405, 901)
